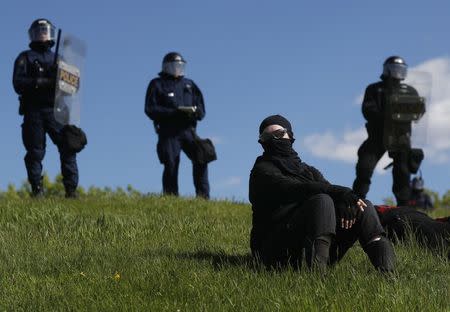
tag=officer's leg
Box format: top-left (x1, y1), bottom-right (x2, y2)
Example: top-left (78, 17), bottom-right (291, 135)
top-left (288, 194), bottom-right (336, 270)
top-left (391, 151), bottom-right (411, 206)
top-left (353, 138), bottom-right (385, 198)
top-left (45, 111), bottom-right (79, 195)
top-left (22, 111), bottom-right (46, 195)
top-left (157, 135), bottom-right (181, 196)
top-left (192, 163), bottom-right (209, 198)
top-left (181, 130), bottom-right (210, 199)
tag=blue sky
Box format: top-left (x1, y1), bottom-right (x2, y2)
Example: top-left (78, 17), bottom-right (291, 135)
top-left (1, 1), bottom-right (449, 203)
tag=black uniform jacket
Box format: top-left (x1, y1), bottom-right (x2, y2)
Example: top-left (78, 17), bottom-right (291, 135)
top-left (361, 80), bottom-right (418, 139)
top-left (13, 49), bottom-right (56, 108)
top-left (145, 73), bottom-right (205, 134)
top-left (249, 155), bottom-right (351, 251)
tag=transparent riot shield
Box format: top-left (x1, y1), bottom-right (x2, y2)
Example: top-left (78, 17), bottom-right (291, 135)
top-left (383, 71), bottom-right (431, 151)
top-left (404, 70), bottom-right (432, 148)
top-left (54, 33), bottom-right (86, 127)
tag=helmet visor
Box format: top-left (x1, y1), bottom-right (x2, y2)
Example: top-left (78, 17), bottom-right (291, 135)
top-left (385, 63), bottom-right (407, 80)
top-left (163, 61), bottom-right (186, 77)
top-left (29, 23), bottom-right (56, 42)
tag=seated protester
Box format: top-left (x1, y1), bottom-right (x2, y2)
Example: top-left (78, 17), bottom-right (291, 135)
top-left (249, 115), bottom-right (396, 272)
top-left (376, 205), bottom-right (450, 259)
top-left (408, 176), bottom-right (434, 211)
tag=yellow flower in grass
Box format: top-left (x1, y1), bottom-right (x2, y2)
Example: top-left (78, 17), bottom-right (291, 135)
top-left (113, 271), bottom-right (121, 281)
top-left (80, 272), bottom-right (86, 277)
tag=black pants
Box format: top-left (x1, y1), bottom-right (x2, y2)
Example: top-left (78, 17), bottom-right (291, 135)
top-left (353, 137), bottom-right (410, 205)
top-left (255, 196), bottom-right (387, 270)
top-left (379, 207), bottom-right (450, 259)
top-left (255, 194), bottom-right (336, 269)
top-left (22, 108), bottom-right (78, 191)
top-left (156, 128), bottom-right (209, 198)
top-left (329, 201), bottom-right (386, 264)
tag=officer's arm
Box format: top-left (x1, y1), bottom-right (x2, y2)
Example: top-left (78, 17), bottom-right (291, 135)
top-left (361, 86), bottom-right (382, 122)
top-left (12, 53), bottom-right (35, 95)
top-left (192, 82), bottom-right (205, 121)
top-left (144, 80), bottom-right (177, 121)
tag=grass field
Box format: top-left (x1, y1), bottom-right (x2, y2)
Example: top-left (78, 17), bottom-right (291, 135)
top-left (0, 195), bottom-right (449, 311)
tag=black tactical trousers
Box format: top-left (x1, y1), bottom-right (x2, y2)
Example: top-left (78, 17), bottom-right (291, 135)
top-left (22, 108), bottom-right (78, 192)
top-left (353, 137), bottom-right (411, 206)
top-left (157, 128), bottom-right (209, 198)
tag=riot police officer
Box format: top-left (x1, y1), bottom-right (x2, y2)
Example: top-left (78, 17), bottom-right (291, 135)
top-left (12, 19), bottom-right (79, 198)
top-left (408, 175), bottom-right (433, 211)
top-left (353, 56), bottom-right (420, 206)
top-left (145, 52), bottom-right (210, 198)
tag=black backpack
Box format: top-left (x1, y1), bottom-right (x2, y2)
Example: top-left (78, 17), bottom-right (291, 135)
top-left (187, 130), bottom-right (217, 164)
top-left (61, 125), bottom-right (87, 153)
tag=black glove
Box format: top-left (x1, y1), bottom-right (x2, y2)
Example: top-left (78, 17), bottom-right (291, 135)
top-left (336, 191), bottom-right (361, 221)
top-left (341, 191), bottom-right (359, 208)
top-left (176, 108), bottom-right (196, 121)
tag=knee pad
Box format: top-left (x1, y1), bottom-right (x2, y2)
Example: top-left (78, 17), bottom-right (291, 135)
top-left (364, 236), bottom-right (396, 273)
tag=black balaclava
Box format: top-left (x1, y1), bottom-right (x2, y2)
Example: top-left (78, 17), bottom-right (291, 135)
top-left (258, 115), bottom-right (307, 178)
top-left (259, 114), bottom-right (294, 139)
top-left (29, 41), bottom-right (53, 52)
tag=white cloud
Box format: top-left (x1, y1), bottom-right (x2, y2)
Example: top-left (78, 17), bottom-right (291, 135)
top-left (302, 127), bottom-right (391, 174)
top-left (303, 56), bottom-right (450, 169)
top-left (302, 128), bottom-right (365, 163)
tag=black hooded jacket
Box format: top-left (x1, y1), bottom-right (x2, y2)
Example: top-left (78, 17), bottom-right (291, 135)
top-left (249, 155), bottom-right (352, 247)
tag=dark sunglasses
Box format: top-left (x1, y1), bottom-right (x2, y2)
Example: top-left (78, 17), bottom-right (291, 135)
top-left (258, 128), bottom-right (288, 143)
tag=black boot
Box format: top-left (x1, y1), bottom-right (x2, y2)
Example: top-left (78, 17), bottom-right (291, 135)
top-left (65, 188), bottom-right (78, 199)
top-left (305, 235), bottom-right (332, 271)
top-left (31, 182), bottom-right (44, 198)
top-left (364, 237), bottom-right (396, 273)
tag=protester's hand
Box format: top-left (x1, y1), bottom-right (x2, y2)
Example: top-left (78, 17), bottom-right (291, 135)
top-left (336, 201), bottom-right (357, 229)
top-left (341, 191), bottom-right (366, 212)
top-left (336, 192), bottom-right (367, 229)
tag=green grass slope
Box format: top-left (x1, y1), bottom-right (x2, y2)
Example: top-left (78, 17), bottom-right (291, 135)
top-left (0, 196), bottom-right (449, 311)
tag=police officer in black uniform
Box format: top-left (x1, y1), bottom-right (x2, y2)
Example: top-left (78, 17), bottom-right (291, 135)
top-left (145, 52), bottom-right (209, 198)
top-left (353, 56), bottom-right (419, 206)
top-left (408, 176), bottom-right (433, 211)
top-left (13, 19), bottom-right (79, 198)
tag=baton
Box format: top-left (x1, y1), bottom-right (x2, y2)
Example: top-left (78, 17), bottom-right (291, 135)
top-left (54, 29), bottom-right (62, 66)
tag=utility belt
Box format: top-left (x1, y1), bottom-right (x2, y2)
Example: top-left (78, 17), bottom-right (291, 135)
top-left (18, 95), bottom-right (54, 115)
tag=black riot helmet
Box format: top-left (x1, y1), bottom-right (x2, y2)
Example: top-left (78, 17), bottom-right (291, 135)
top-left (28, 18), bottom-right (56, 45)
top-left (382, 56), bottom-right (408, 80)
top-left (162, 52), bottom-right (186, 77)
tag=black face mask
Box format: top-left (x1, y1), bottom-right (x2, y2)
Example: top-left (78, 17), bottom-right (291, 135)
top-left (262, 138), bottom-right (295, 157)
top-left (29, 41), bottom-right (53, 52)
top-left (261, 138), bottom-right (308, 178)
